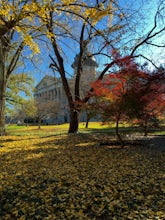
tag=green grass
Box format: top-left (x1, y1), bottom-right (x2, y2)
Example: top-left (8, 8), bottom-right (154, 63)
top-left (5, 125), bottom-right (68, 137)
top-left (6, 124), bottom-right (27, 130)
top-left (5, 122), bottom-right (165, 137)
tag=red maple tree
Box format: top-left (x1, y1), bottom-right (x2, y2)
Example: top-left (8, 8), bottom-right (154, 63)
top-left (130, 68), bottom-right (165, 136)
top-left (91, 55), bottom-right (165, 145)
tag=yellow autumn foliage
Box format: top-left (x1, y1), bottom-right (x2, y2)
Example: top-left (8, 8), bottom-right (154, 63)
top-left (0, 5), bottom-right (11, 18)
top-left (85, 2), bottom-right (113, 25)
top-left (0, 129), bottom-right (164, 219)
top-left (0, 0), bottom-right (116, 55)
top-left (0, 1), bottom-right (41, 54)
top-left (23, 35), bottom-right (40, 54)
top-left (61, 0), bottom-right (77, 4)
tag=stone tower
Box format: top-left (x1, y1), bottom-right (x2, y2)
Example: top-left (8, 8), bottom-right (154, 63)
top-left (71, 50), bottom-right (98, 98)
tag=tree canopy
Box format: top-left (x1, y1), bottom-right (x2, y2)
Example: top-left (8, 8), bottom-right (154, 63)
top-left (0, 0), bottom-right (164, 135)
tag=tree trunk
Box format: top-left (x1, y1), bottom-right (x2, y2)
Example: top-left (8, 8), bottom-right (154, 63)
top-left (85, 119), bottom-right (89, 128)
top-left (38, 118), bottom-right (41, 129)
top-left (85, 112), bottom-right (90, 128)
top-left (68, 110), bottom-right (79, 133)
top-left (0, 79), bottom-right (6, 136)
top-left (144, 117), bottom-right (148, 136)
top-left (115, 118), bottom-right (124, 147)
top-left (0, 42), bottom-right (6, 136)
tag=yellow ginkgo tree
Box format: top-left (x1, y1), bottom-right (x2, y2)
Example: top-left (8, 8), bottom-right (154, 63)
top-left (0, 0), bottom-right (40, 135)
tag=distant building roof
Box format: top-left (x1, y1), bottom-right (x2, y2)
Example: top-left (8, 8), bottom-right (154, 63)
top-left (35, 75), bottom-right (61, 89)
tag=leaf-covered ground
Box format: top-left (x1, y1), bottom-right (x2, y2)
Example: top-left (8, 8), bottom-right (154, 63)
top-left (0, 133), bottom-right (165, 219)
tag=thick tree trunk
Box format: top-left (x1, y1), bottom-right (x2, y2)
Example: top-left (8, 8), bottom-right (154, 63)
top-left (68, 110), bottom-right (79, 133)
top-left (0, 42), bottom-right (6, 136)
top-left (0, 79), bottom-right (6, 136)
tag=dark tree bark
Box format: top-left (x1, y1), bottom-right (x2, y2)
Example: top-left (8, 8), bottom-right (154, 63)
top-left (38, 118), bottom-right (41, 129)
top-left (0, 36), bottom-right (7, 135)
top-left (0, 79), bottom-right (7, 135)
top-left (68, 110), bottom-right (79, 133)
top-left (144, 117), bottom-right (148, 137)
top-left (85, 118), bottom-right (89, 128)
top-left (115, 115), bottom-right (124, 147)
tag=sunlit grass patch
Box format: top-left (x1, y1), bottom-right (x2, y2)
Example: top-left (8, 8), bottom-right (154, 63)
top-left (5, 124), bottom-right (68, 137)
top-left (5, 122), bottom-right (165, 137)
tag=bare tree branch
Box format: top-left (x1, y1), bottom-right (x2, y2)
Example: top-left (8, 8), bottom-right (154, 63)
top-left (131, 2), bottom-right (165, 56)
top-left (6, 41), bottom-right (24, 79)
top-left (134, 54), bottom-right (160, 69)
top-left (145, 42), bottom-right (165, 47)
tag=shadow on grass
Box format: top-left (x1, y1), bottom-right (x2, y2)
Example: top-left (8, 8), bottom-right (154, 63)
top-left (83, 125), bottom-right (165, 135)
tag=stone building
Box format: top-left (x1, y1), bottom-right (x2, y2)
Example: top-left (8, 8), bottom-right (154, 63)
top-left (34, 52), bottom-right (98, 124)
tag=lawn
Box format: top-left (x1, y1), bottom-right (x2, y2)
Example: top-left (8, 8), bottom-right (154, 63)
top-left (0, 123), bottom-right (165, 219)
top-left (5, 121), bottom-right (165, 137)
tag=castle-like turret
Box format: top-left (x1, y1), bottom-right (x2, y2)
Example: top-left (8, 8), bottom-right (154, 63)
top-left (71, 50), bottom-right (98, 82)
top-left (71, 51), bottom-right (98, 68)
top-left (71, 50), bottom-right (98, 99)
